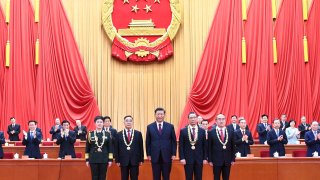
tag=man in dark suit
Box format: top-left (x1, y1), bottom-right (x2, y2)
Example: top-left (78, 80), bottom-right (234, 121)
top-left (103, 116), bottom-right (117, 140)
top-left (305, 121), bottom-right (320, 157)
top-left (234, 118), bottom-right (254, 157)
top-left (280, 114), bottom-right (289, 131)
top-left (201, 119), bottom-right (209, 140)
top-left (146, 107), bottom-right (177, 180)
top-left (227, 115), bottom-right (240, 133)
top-left (208, 114), bottom-right (235, 180)
top-left (257, 114), bottom-right (271, 144)
top-left (74, 120), bottom-right (88, 140)
top-left (86, 116), bottom-right (113, 180)
top-left (0, 131), bottom-right (5, 159)
top-left (56, 120), bottom-right (76, 158)
top-left (49, 118), bottom-right (62, 140)
top-left (22, 120), bottom-right (42, 159)
top-left (267, 119), bottom-right (288, 157)
top-left (115, 115), bottom-right (144, 180)
top-left (179, 112), bottom-right (207, 180)
top-left (298, 116), bottom-right (311, 139)
top-left (7, 117), bottom-right (21, 141)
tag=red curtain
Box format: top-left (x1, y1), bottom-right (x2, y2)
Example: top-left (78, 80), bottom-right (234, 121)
top-left (306, 0), bottom-right (320, 119)
top-left (0, 6), bottom-right (7, 121)
top-left (35, 0), bottom-right (100, 138)
top-left (0, 0), bottom-right (99, 139)
top-left (178, 0), bottom-right (247, 130)
top-left (0, 0), bottom-right (37, 137)
top-left (179, 0), bottom-right (317, 137)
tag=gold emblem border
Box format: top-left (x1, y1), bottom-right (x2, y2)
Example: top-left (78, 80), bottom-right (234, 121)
top-left (102, 0), bottom-right (181, 48)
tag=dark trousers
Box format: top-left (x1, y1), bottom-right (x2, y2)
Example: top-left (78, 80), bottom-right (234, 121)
top-left (120, 163), bottom-right (139, 180)
top-left (184, 163), bottom-right (203, 180)
top-left (213, 164), bottom-right (231, 180)
top-left (90, 163), bottom-right (108, 180)
top-left (151, 154), bottom-right (172, 180)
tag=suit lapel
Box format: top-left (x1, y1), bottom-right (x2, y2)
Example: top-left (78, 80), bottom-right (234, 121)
top-left (152, 122), bottom-right (161, 136)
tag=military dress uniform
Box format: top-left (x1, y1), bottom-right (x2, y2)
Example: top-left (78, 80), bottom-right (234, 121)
top-left (86, 130), bottom-right (113, 180)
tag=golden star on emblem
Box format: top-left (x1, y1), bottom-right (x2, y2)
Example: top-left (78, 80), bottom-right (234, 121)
top-left (154, 0), bottom-right (160, 3)
top-left (123, 0), bottom-right (129, 4)
top-left (131, 5), bottom-right (140, 13)
top-left (144, 5), bottom-right (152, 13)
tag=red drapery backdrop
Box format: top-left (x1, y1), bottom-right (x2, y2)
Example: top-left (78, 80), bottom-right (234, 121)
top-left (0, 0), bottom-right (37, 137)
top-left (35, 0), bottom-right (100, 138)
top-left (306, 0), bottom-right (320, 119)
top-left (0, 0), bottom-right (100, 139)
top-left (179, 0), bottom-right (318, 138)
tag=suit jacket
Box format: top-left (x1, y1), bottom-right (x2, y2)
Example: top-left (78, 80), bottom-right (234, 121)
top-left (49, 125), bottom-right (62, 140)
top-left (56, 130), bottom-right (76, 158)
top-left (0, 132), bottom-right (5, 159)
top-left (179, 127), bottom-right (207, 164)
top-left (85, 131), bottom-right (113, 163)
top-left (257, 123), bottom-right (271, 144)
top-left (74, 125), bottom-right (88, 140)
top-left (22, 131), bottom-right (42, 159)
top-left (280, 121), bottom-right (289, 131)
top-left (234, 129), bottom-right (254, 157)
top-left (227, 124), bottom-right (240, 133)
top-left (298, 123), bottom-right (310, 139)
top-left (146, 121), bottom-right (177, 163)
top-left (114, 130), bottom-right (144, 166)
top-left (7, 124), bottom-right (21, 141)
top-left (267, 129), bottom-right (288, 157)
top-left (208, 127), bottom-right (236, 166)
top-left (305, 130), bottom-right (320, 157)
top-left (36, 128), bottom-right (43, 140)
top-left (104, 127), bottom-right (117, 140)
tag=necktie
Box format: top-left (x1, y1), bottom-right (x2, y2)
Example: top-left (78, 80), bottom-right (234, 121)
top-left (276, 130), bottom-right (279, 137)
top-left (158, 124), bottom-right (162, 135)
top-left (220, 129), bottom-right (224, 142)
top-left (264, 123), bottom-right (267, 128)
top-left (30, 132), bottom-right (34, 139)
top-left (205, 130), bottom-right (208, 140)
top-left (242, 130), bottom-right (245, 135)
top-left (233, 124), bottom-right (236, 130)
top-left (127, 130), bottom-right (131, 141)
top-left (192, 128), bottom-right (196, 140)
top-left (13, 124), bottom-right (15, 128)
top-left (314, 131), bottom-right (317, 138)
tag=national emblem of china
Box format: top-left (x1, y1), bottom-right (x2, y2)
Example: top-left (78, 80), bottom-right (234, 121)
top-left (102, 0), bottom-right (181, 62)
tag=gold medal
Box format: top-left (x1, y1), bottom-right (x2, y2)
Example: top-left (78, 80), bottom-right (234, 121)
top-left (127, 146), bottom-right (131, 150)
top-left (191, 145), bottom-right (195, 150)
top-left (97, 147), bottom-right (102, 152)
top-left (223, 145), bottom-right (226, 149)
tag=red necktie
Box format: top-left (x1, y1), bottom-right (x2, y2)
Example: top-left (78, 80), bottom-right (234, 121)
top-left (192, 128), bottom-right (195, 140)
top-left (127, 130), bottom-right (131, 142)
top-left (158, 124), bottom-right (162, 135)
top-left (220, 129), bottom-right (224, 142)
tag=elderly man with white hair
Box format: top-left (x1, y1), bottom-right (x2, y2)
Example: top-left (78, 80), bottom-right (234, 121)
top-left (74, 120), bottom-right (87, 140)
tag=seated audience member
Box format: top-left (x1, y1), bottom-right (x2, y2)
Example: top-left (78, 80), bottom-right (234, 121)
top-left (22, 120), bottom-right (42, 159)
top-left (305, 121), bottom-right (320, 157)
top-left (74, 120), bottom-right (88, 140)
top-left (49, 118), bottom-right (62, 141)
top-left (286, 120), bottom-right (300, 144)
top-left (267, 119), bottom-right (288, 157)
top-left (56, 120), bottom-right (76, 158)
top-left (257, 114), bottom-right (271, 144)
top-left (298, 116), bottom-right (311, 139)
top-left (234, 118), bottom-right (254, 157)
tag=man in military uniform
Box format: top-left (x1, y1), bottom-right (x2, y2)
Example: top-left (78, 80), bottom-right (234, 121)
top-left (86, 116), bottom-right (113, 180)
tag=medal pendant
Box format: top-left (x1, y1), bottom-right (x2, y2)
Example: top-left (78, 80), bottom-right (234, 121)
top-left (127, 146), bottom-right (131, 150)
top-left (191, 145), bottom-right (195, 150)
top-left (97, 148), bottom-right (102, 152)
top-left (223, 145), bottom-right (226, 149)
